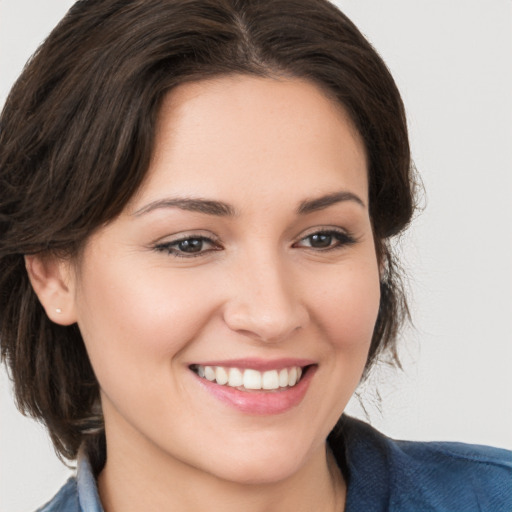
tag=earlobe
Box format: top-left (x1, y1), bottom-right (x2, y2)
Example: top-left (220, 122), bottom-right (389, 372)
top-left (24, 254), bottom-right (78, 326)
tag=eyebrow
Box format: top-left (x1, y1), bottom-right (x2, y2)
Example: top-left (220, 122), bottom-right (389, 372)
top-left (132, 190), bottom-right (365, 217)
top-left (297, 191), bottom-right (365, 214)
top-left (132, 198), bottom-right (236, 217)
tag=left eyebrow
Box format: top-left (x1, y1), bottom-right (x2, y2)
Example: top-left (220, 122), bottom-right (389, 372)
top-left (297, 191), bottom-right (366, 214)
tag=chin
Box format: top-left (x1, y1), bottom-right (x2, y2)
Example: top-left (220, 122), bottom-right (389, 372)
top-left (210, 457), bottom-right (305, 486)
top-left (195, 436), bottom-right (317, 486)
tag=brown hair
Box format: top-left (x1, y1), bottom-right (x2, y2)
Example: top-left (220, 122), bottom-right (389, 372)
top-left (0, 0), bottom-right (414, 463)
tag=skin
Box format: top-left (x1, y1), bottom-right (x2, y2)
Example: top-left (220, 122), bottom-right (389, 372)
top-left (27, 75), bottom-right (380, 512)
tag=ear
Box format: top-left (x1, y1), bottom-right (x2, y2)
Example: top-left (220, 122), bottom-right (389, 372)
top-left (25, 254), bottom-right (78, 326)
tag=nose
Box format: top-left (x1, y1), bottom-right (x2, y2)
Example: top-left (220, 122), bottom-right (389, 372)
top-left (222, 250), bottom-right (309, 343)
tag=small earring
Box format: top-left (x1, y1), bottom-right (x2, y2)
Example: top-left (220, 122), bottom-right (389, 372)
top-left (55, 308), bottom-right (62, 314)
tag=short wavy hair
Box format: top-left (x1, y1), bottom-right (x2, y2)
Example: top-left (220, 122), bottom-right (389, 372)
top-left (0, 0), bottom-right (415, 465)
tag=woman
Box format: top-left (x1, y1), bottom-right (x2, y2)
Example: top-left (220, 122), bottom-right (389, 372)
top-left (1, 0), bottom-right (510, 511)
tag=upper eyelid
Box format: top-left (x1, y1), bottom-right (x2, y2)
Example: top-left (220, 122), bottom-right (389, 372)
top-left (153, 227), bottom-right (352, 243)
top-left (153, 231), bottom-right (219, 245)
top-left (152, 232), bottom-right (220, 252)
top-left (296, 226), bottom-right (352, 239)
top-left (153, 235), bottom-right (221, 259)
top-left (293, 227), bottom-right (358, 247)
top-left (151, 225), bottom-right (355, 248)
top-left (158, 236), bottom-right (215, 246)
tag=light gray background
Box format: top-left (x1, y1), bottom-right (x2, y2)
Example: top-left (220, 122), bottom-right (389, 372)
top-left (1, 1), bottom-right (511, 510)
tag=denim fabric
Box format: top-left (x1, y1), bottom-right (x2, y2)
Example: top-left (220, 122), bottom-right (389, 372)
top-left (335, 417), bottom-right (512, 511)
top-left (35, 453), bottom-right (103, 512)
top-left (35, 416), bottom-right (512, 511)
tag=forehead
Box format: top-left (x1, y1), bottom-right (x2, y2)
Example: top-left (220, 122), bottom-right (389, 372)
top-left (129, 75), bottom-right (368, 211)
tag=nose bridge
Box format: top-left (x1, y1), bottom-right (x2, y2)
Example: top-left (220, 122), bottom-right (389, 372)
top-left (224, 243), bottom-right (307, 342)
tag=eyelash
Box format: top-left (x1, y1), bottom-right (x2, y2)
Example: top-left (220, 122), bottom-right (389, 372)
top-left (293, 229), bottom-right (357, 251)
top-left (154, 229), bottom-right (357, 258)
top-left (154, 236), bottom-right (220, 258)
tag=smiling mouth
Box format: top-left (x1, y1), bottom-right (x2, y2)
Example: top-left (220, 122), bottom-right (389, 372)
top-left (189, 364), bottom-right (312, 391)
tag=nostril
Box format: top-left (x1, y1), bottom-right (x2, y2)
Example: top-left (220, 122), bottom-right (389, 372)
top-left (222, 278), bottom-right (309, 343)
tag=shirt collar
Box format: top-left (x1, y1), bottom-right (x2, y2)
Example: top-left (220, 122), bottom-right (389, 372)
top-left (76, 447), bottom-right (104, 512)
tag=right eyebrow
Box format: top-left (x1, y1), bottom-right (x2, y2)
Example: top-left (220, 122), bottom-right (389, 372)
top-left (132, 197), bottom-right (236, 217)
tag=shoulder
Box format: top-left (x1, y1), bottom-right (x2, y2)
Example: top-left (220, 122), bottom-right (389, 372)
top-left (331, 416), bottom-right (512, 512)
top-left (35, 477), bottom-right (80, 512)
top-left (388, 438), bottom-right (512, 511)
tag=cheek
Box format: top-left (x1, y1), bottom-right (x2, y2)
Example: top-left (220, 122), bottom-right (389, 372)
top-left (73, 257), bottom-right (218, 390)
top-left (310, 258), bottom-right (381, 351)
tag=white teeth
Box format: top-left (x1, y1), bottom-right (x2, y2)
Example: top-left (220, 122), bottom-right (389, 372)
top-left (215, 366), bottom-right (229, 385)
top-left (228, 367), bottom-right (243, 387)
top-left (243, 369), bottom-right (262, 390)
top-left (195, 365), bottom-right (305, 391)
top-left (278, 368), bottom-right (289, 387)
top-left (262, 370), bottom-right (279, 390)
top-left (288, 367), bottom-right (298, 386)
top-left (204, 366), bottom-right (216, 381)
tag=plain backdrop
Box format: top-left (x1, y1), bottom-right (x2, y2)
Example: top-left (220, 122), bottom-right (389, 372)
top-left (1, 1), bottom-right (511, 510)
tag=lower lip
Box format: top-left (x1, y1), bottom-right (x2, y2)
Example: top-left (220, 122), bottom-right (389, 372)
top-left (193, 366), bottom-right (317, 415)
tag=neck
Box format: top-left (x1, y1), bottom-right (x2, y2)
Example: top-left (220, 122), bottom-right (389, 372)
top-left (97, 432), bottom-right (345, 512)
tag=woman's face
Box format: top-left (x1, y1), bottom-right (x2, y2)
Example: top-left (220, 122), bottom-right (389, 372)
top-left (67, 75), bottom-right (380, 483)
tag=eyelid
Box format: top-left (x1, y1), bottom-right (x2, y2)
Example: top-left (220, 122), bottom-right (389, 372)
top-left (152, 231), bottom-right (222, 257)
top-left (152, 229), bottom-right (220, 245)
top-left (293, 226), bottom-right (358, 249)
top-left (296, 225), bottom-right (355, 240)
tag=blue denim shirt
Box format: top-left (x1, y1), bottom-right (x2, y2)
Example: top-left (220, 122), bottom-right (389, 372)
top-left (36, 416), bottom-right (512, 512)
top-left (36, 450), bottom-right (103, 512)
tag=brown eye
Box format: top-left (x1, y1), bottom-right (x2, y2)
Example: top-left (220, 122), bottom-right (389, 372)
top-left (294, 230), bottom-right (356, 251)
top-left (177, 238), bottom-right (204, 253)
top-left (154, 236), bottom-right (219, 258)
top-left (308, 233), bottom-right (333, 248)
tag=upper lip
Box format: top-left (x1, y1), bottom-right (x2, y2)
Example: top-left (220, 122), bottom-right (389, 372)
top-left (189, 358), bottom-right (316, 371)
